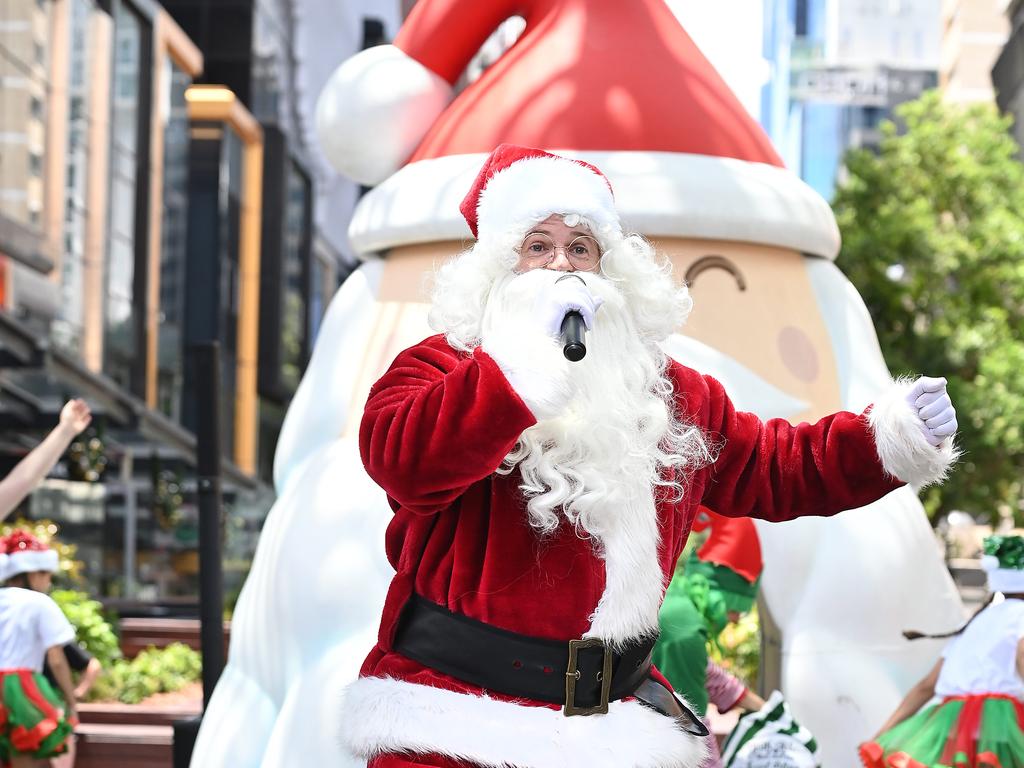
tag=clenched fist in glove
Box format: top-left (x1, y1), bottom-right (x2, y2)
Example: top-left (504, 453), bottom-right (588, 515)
top-left (905, 376), bottom-right (957, 447)
top-left (538, 274), bottom-right (604, 340)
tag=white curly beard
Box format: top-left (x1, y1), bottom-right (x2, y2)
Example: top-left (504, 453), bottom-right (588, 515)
top-left (483, 270), bottom-right (711, 539)
top-left (481, 269), bottom-right (713, 640)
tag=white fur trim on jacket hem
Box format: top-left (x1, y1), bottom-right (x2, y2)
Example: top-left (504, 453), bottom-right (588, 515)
top-left (338, 676), bottom-right (708, 768)
top-left (316, 45), bottom-right (454, 186)
top-left (867, 380), bottom-right (958, 489)
top-left (347, 151), bottom-right (840, 259)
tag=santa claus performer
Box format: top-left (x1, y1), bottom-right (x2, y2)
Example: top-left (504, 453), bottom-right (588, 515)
top-left (340, 143), bottom-right (959, 768)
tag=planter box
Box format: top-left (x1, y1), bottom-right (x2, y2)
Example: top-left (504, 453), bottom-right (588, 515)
top-left (119, 617), bottom-right (230, 658)
top-left (75, 692), bottom-right (201, 767)
top-left (75, 723), bottom-right (173, 768)
top-left (79, 702), bottom-right (201, 727)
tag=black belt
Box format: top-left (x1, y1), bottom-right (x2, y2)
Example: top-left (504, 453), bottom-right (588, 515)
top-left (393, 594), bottom-right (655, 717)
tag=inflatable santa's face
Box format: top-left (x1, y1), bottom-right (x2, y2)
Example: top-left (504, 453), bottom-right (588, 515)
top-left (191, 2), bottom-right (964, 767)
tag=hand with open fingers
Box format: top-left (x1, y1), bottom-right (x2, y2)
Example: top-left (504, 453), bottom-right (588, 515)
top-left (905, 376), bottom-right (957, 447)
top-left (60, 398), bottom-right (92, 434)
top-left (537, 274), bottom-right (604, 340)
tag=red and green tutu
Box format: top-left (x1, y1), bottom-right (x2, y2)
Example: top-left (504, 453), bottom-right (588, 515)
top-left (0, 669), bottom-right (72, 765)
top-left (860, 693), bottom-right (1024, 768)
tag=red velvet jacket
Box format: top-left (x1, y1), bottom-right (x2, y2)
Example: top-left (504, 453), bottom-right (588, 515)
top-left (345, 333), bottom-right (910, 767)
top-left (356, 335), bottom-right (901, 688)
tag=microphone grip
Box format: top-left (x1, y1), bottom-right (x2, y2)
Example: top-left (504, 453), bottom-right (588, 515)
top-left (560, 311), bottom-right (587, 362)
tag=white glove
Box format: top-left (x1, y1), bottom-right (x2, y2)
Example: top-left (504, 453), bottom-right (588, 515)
top-left (536, 274), bottom-right (604, 339)
top-left (905, 376), bottom-right (957, 447)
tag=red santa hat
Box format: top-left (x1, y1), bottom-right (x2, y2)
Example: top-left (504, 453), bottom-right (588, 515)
top-left (1, 529), bottom-right (59, 580)
top-left (460, 143), bottom-right (620, 244)
top-left (693, 508), bottom-right (764, 584)
top-left (688, 507), bottom-right (763, 614)
top-left (316, 0), bottom-right (839, 259)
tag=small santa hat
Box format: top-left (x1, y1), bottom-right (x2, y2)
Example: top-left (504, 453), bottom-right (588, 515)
top-left (688, 507), bottom-right (763, 614)
top-left (461, 144), bottom-right (619, 245)
top-left (2, 529), bottom-right (59, 580)
top-left (981, 534), bottom-right (1024, 594)
top-left (316, 0), bottom-right (839, 260)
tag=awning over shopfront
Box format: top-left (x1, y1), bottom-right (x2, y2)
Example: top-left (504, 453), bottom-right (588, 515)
top-left (0, 310), bottom-right (256, 489)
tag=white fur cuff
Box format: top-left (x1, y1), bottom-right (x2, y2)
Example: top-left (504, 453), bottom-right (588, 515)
top-left (482, 330), bottom-right (572, 421)
top-left (316, 45), bottom-right (453, 185)
top-left (338, 676), bottom-right (708, 768)
top-left (867, 380), bottom-right (959, 489)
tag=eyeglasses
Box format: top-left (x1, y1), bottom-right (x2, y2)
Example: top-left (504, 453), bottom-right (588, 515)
top-left (514, 232), bottom-right (602, 272)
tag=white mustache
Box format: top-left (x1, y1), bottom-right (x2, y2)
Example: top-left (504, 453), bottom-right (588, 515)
top-left (660, 334), bottom-right (809, 420)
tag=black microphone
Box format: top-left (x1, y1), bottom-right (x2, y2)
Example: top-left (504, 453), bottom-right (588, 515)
top-left (555, 273), bottom-right (589, 362)
top-left (560, 311), bottom-right (586, 362)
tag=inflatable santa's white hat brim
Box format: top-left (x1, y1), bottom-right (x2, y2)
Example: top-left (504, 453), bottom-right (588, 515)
top-left (347, 150), bottom-right (840, 259)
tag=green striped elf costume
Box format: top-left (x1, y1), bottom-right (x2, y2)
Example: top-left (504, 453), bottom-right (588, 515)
top-left (860, 535), bottom-right (1024, 768)
top-left (0, 531), bottom-right (75, 766)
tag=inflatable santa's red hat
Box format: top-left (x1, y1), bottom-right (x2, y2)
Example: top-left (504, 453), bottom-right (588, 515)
top-left (316, 0), bottom-right (838, 260)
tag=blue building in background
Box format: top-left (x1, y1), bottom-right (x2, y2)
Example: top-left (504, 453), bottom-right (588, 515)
top-left (761, 0), bottom-right (940, 201)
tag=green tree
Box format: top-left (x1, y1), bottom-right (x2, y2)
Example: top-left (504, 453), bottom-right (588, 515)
top-left (834, 91), bottom-right (1024, 524)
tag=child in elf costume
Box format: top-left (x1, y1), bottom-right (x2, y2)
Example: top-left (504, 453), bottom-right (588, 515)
top-left (0, 531), bottom-right (77, 768)
top-left (654, 510), bottom-right (767, 767)
top-left (860, 534), bottom-right (1024, 768)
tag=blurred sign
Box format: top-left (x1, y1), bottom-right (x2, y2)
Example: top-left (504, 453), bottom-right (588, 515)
top-left (790, 66), bottom-right (935, 105)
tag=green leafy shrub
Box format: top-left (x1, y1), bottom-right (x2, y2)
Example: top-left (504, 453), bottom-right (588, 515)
top-left (90, 643), bottom-right (202, 704)
top-left (50, 589), bottom-right (122, 669)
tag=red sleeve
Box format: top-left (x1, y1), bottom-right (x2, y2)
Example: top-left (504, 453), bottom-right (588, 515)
top-left (677, 365), bottom-right (903, 522)
top-left (359, 336), bottom-right (537, 515)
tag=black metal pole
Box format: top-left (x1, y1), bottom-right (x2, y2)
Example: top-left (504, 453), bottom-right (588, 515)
top-left (192, 340), bottom-right (224, 709)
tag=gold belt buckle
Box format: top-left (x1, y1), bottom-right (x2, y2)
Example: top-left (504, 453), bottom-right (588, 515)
top-left (564, 638), bottom-right (613, 716)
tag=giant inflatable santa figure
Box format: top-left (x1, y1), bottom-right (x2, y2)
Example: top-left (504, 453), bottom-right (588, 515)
top-left (190, 1), bottom-right (966, 766)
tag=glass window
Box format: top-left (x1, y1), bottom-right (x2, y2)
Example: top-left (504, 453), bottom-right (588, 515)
top-left (0, 0), bottom-right (52, 231)
top-left (53, 0), bottom-right (101, 354)
top-left (251, 0), bottom-right (299, 134)
top-left (157, 60), bottom-right (191, 420)
top-left (280, 161), bottom-right (309, 391)
top-left (103, 0), bottom-right (142, 390)
top-left (217, 128), bottom-right (245, 457)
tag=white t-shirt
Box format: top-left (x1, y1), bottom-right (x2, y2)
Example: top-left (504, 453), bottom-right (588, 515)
top-left (935, 597), bottom-right (1024, 699)
top-left (0, 587), bottom-right (76, 671)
